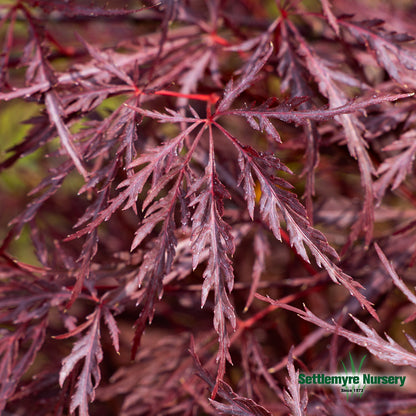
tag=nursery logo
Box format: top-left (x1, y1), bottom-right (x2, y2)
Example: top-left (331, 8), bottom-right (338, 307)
top-left (339, 353), bottom-right (367, 399)
top-left (298, 353), bottom-right (406, 399)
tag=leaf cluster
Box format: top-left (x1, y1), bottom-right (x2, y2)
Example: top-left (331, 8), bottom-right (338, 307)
top-left (1, 0), bottom-right (416, 415)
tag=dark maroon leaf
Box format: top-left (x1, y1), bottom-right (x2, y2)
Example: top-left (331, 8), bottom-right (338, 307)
top-left (283, 347), bottom-right (308, 416)
top-left (1, 1), bottom-right (416, 414)
top-left (59, 309), bottom-right (103, 416)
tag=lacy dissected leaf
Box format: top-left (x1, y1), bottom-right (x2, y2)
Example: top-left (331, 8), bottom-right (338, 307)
top-left (301, 307), bottom-right (416, 367)
top-left (290, 19), bottom-right (376, 246)
top-left (191, 343), bottom-right (272, 415)
top-left (0, 279), bottom-right (69, 324)
top-left (277, 22), bottom-right (320, 219)
top-left (246, 334), bottom-right (284, 399)
top-left (218, 126), bottom-right (377, 318)
top-left (190, 187), bottom-right (235, 378)
top-left (68, 161), bottom-right (118, 306)
top-left (0, 23), bottom-right (198, 102)
top-left (244, 229), bottom-right (269, 311)
top-left (103, 307), bottom-right (120, 354)
top-left (78, 36), bottom-right (136, 88)
top-left (8, 162), bottom-right (71, 237)
top-left (117, 118), bottom-right (204, 359)
top-left (0, 7), bottom-right (18, 89)
top-left (18, 17), bottom-right (88, 179)
top-left (0, 115), bottom-right (55, 173)
top-left (69, 121), bottom-right (198, 241)
top-left (62, 82), bottom-right (129, 116)
top-left (227, 94), bottom-right (409, 134)
top-left (0, 320), bottom-right (47, 413)
top-left (375, 243), bottom-right (416, 322)
top-left (374, 131), bottom-right (416, 203)
top-left (284, 347), bottom-right (308, 416)
top-left (209, 383), bottom-right (273, 416)
top-left (216, 40), bottom-right (273, 113)
top-left (59, 309), bottom-right (103, 416)
top-left (278, 20), bottom-right (313, 99)
top-left (24, 1), bottom-right (146, 16)
top-left (129, 186), bottom-right (181, 359)
top-left (320, 0), bottom-right (340, 36)
top-left (176, 48), bottom-right (214, 107)
top-left (189, 127), bottom-right (236, 390)
top-left (67, 230), bottom-right (98, 309)
top-left (98, 333), bottom-right (195, 416)
top-left (339, 17), bottom-right (416, 83)
top-left (45, 92), bottom-right (88, 179)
